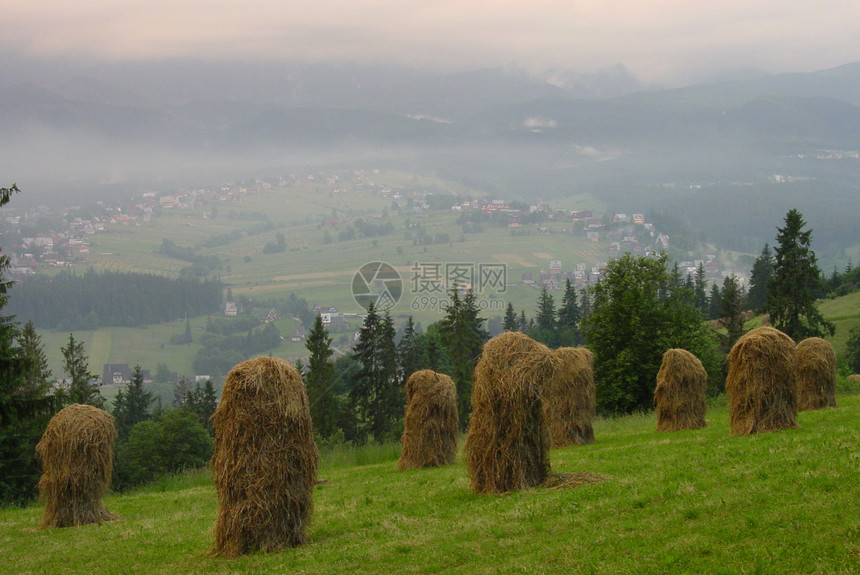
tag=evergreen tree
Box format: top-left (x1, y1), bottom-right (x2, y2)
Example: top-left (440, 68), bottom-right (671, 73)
top-left (0, 184), bottom-right (57, 504)
top-left (708, 283), bottom-right (722, 321)
top-left (717, 275), bottom-right (747, 356)
top-left (579, 288), bottom-right (592, 321)
top-left (437, 288), bottom-right (488, 428)
top-left (557, 279), bottom-right (582, 346)
top-left (172, 375), bottom-right (191, 408)
top-left (517, 309), bottom-right (529, 332)
top-left (114, 365), bottom-right (154, 440)
top-left (397, 316), bottom-right (422, 383)
top-left (534, 287), bottom-right (556, 331)
top-left (61, 333), bottom-right (103, 408)
top-left (17, 321), bottom-right (53, 396)
top-left (349, 304), bottom-right (400, 443)
top-left (747, 243), bottom-right (774, 312)
top-left (305, 314), bottom-right (338, 439)
top-left (583, 253), bottom-right (716, 414)
top-left (503, 302), bottom-right (518, 331)
top-left (767, 209), bottom-right (835, 340)
top-left (694, 262), bottom-right (709, 313)
top-left (845, 324), bottom-right (860, 374)
top-left (191, 380), bottom-right (218, 435)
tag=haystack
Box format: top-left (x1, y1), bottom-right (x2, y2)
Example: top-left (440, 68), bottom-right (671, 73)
top-left (543, 347), bottom-right (595, 447)
top-left (464, 331), bottom-right (556, 494)
top-left (726, 326), bottom-right (797, 435)
top-left (848, 374), bottom-right (860, 384)
top-left (398, 370), bottom-right (458, 470)
top-left (36, 403), bottom-right (116, 528)
top-left (654, 349), bottom-right (708, 432)
top-left (795, 337), bottom-right (838, 411)
top-left (212, 357), bottom-right (319, 558)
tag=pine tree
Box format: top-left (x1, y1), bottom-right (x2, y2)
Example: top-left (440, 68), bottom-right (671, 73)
top-left (694, 262), bottom-right (709, 313)
top-left (717, 275), bottom-right (747, 355)
top-left (534, 287), bottom-right (556, 331)
top-left (114, 365), bottom-right (154, 440)
top-left (557, 279), bottom-right (582, 346)
top-left (172, 376), bottom-right (191, 408)
top-left (708, 283), bottom-right (722, 321)
top-left (397, 317), bottom-right (422, 384)
top-left (350, 304), bottom-right (400, 443)
top-left (17, 321), bottom-right (53, 396)
top-left (767, 209), bottom-right (835, 340)
top-left (0, 184), bottom-right (56, 504)
top-left (517, 309), bottom-right (529, 332)
top-left (305, 314), bottom-right (338, 439)
top-left (748, 243), bottom-right (774, 312)
top-left (61, 333), bottom-right (103, 408)
top-left (582, 253), bottom-right (715, 414)
top-left (503, 302), bottom-right (518, 331)
top-left (437, 288), bottom-right (488, 428)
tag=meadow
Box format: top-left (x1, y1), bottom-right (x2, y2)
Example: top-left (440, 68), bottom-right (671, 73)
top-left (2, 395), bottom-right (858, 574)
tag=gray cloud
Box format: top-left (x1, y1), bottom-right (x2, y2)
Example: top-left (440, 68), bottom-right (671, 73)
top-left (2, 0), bottom-right (859, 85)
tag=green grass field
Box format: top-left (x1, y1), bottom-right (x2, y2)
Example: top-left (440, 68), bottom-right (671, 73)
top-left (2, 395), bottom-right (858, 574)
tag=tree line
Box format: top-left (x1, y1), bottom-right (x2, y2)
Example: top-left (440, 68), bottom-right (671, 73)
top-left (6, 269), bottom-right (223, 330)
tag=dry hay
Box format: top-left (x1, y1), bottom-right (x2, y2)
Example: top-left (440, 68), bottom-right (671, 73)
top-left (848, 374), bottom-right (860, 384)
top-left (464, 331), bottom-right (557, 494)
top-left (36, 403), bottom-right (116, 528)
top-left (212, 357), bottom-right (319, 558)
top-left (541, 471), bottom-right (609, 491)
top-left (726, 326), bottom-right (797, 435)
top-left (795, 337), bottom-right (838, 411)
top-left (654, 348), bottom-right (708, 432)
top-left (543, 347), bottom-right (595, 447)
top-left (397, 370), bottom-right (459, 470)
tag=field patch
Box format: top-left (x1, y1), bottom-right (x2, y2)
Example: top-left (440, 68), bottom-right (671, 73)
top-left (491, 253), bottom-right (534, 268)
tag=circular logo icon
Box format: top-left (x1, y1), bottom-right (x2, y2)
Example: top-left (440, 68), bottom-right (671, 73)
top-left (352, 261), bottom-right (402, 312)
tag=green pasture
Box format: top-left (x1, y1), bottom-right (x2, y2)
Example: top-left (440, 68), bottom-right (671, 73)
top-left (2, 395), bottom-right (858, 574)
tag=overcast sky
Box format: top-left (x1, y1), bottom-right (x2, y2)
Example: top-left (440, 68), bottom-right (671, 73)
top-left (2, 1), bottom-right (859, 85)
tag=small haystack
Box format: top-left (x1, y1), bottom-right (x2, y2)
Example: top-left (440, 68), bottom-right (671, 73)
top-left (726, 326), bottom-right (797, 435)
top-left (543, 347), bottom-right (595, 447)
top-left (37, 403), bottom-right (116, 528)
top-left (464, 331), bottom-right (556, 494)
top-left (398, 370), bottom-right (459, 470)
top-left (848, 374), bottom-right (860, 384)
top-left (212, 357), bottom-right (319, 558)
top-left (795, 337), bottom-right (838, 411)
top-left (654, 348), bottom-right (708, 432)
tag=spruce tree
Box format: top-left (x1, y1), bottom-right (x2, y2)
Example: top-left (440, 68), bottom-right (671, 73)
top-left (0, 184), bottom-right (56, 504)
top-left (503, 302), bottom-right (518, 331)
top-left (397, 316), bottom-right (422, 384)
top-left (694, 262), bottom-right (709, 313)
top-left (767, 209), bottom-right (835, 340)
top-left (305, 314), bottom-right (338, 439)
top-left (557, 279), bottom-right (582, 346)
top-left (437, 288), bottom-right (488, 428)
top-left (114, 365), bottom-right (154, 440)
top-left (747, 243), bottom-right (774, 312)
top-left (350, 304), bottom-right (399, 443)
top-left (717, 275), bottom-right (747, 355)
top-left (17, 321), bottom-right (53, 396)
top-left (61, 333), bottom-right (103, 408)
top-left (534, 287), bottom-right (556, 331)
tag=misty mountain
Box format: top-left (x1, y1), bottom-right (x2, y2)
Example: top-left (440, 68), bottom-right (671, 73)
top-left (2, 59), bottom-right (860, 264)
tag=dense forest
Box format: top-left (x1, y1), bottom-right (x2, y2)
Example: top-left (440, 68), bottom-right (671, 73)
top-left (7, 269), bottom-right (223, 330)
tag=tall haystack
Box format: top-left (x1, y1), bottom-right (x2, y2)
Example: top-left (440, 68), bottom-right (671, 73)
top-left (795, 337), bottom-right (838, 410)
top-left (654, 348), bottom-right (708, 432)
top-left (398, 370), bottom-right (459, 470)
top-left (726, 326), bottom-right (797, 435)
top-left (36, 403), bottom-right (116, 528)
top-left (212, 357), bottom-right (319, 558)
top-left (543, 347), bottom-right (595, 447)
top-left (464, 331), bottom-right (556, 494)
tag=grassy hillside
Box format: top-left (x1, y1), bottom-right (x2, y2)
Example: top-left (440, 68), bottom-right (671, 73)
top-left (2, 396), bottom-right (858, 574)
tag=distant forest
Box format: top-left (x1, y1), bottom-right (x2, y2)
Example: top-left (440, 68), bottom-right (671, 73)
top-left (7, 269), bottom-right (223, 330)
